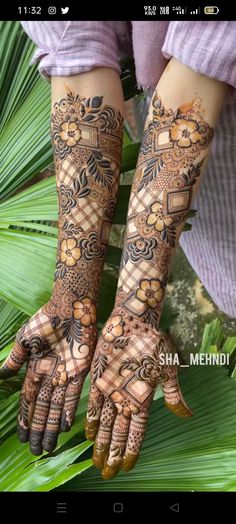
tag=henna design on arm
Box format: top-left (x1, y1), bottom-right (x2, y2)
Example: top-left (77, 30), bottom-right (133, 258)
top-left (0, 92), bottom-right (123, 455)
top-left (86, 94), bottom-right (214, 479)
top-left (117, 95), bottom-right (213, 327)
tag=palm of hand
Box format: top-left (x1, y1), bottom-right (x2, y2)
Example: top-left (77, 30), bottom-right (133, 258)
top-left (1, 299), bottom-right (97, 455)
top-left (85, 311), bottom-right (192, 479)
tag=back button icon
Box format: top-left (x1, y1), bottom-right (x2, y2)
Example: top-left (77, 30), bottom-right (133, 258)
top-left (169, 503), bottom-right (180, 513)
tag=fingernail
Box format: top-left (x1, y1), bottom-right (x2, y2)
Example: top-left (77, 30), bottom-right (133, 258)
top-left (60, 413), bottom-right (71, 432)
top-left (101, 462), bottom-right (121, 480)
top-left (17, 427), bottom-right (29, 443)
top-left (42, 432), bottom-right (58, 453)
top-left (122, 453), bottom-right (139, 472)
top-left (165, 401), bottom-right (193, 418)
top-left (29, 430), bottom-right (43, 456)
top-left (92, 444), bottom-right (109, 469)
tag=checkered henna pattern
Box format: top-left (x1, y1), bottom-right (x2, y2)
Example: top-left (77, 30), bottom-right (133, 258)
top-left (0, 92), bottom-right (123, 455)
top-left (85, 94), bottom-right (214, 479)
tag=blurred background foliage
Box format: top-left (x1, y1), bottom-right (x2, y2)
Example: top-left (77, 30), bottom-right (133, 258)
top-left (0, 21), bottom-right (236, 492)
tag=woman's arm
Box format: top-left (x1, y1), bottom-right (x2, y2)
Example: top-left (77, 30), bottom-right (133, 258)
top-left (86, 58), bottom-right (228, 479)
top-left (116, 57), bottom-right (228, 326)
top-left (0, 67), bottom-right (125, 456)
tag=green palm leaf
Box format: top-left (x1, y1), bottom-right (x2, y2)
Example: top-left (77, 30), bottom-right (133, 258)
top-left (0, 433), bottom-right (92, 492)
top-left (0, 299), bottom-right (28, 350)
top-left (65, 366), bottom-right (236, 492)
top-left (0, 23), bottom-right (52, 201)
top-left (0, 177), bottom-right (58, 226)
top-left (0, 228), bottom-right (56, 314)
top-left (0, 80), bottom-right (52, 200)
top-left (0, 377), bottom-right (92, 492)
top-left (0, 21), bottom-right (39, 130)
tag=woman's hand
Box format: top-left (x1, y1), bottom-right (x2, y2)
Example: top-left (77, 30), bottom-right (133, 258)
top-left (85, 309), bottom-right (192, 479)
top-left (85, 59), bottom-right (228, 480)
top-left (0, 294), bottom-right (97, 455)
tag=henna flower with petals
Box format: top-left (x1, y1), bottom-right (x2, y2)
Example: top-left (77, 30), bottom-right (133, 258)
top-left (60, 121), bottom-right (81, 147)
top-left (147, 202), bottom-right (173, 232)
top-left (60, 238), bottom-right (81, 267)
top-left (73, 297), bottom-right (96, 326)
top-left (170, 118), bottom-right (202, 148)
top-left (102, 315), bottom-right (124, 342)
top-left (136, 279), bottom-right (164, 308)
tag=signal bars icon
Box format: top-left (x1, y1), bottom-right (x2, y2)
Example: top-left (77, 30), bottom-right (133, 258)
top-left (172, 6), bottom-right (186, 15)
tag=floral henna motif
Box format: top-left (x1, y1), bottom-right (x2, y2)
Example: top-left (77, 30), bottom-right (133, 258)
top-left (86, 318), bottom-right (192, 479)
top-left (146, 201), bottom-right (173, 232)
top-left (60, 237), bottom-right (82, 267)
top-left (60, 121), bottom-right (81, 147)
top-left (86, 93), bottom-right (214, 479)
top-left (102, 315), bottom-right (124, 342)
top-left (136, 279), bottom-right (164, 309)
top-left (73, 297), bottom-right (97, 326)
top-left (59, 183), bottom-right (78, 213)
top-left (77, 231), bottom-right (105, 261)
top-left (0, 91), bottom-right (123, 455)
top-left (124, 237), bottom-right (157, 263)
top-left (119, 340), bottom-right (171, 387)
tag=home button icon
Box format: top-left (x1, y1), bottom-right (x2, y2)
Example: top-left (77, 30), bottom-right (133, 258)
top-left (113, 502), bottom-right (124, 513)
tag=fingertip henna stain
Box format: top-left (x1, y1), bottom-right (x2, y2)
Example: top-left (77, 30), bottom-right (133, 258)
top-left (122, 453), bottom-right (139, 472)
top-left (101, 462), bottom-right (121, 480)
top-left (84, 419), bottom-right (99, 441)
top-left (165, 401), bottom-right (193, 418)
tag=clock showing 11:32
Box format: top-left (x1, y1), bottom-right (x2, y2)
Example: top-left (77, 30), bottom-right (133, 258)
top-left (18, 6), bottom-right (42, 14)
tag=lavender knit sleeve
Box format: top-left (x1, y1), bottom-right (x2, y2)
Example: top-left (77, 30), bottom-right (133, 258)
top-left (20, 21), bottom-right (124, 78)
top-left (162, 22), bottom-right (236, 88)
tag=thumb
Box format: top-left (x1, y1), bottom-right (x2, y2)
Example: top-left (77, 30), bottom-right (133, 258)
top-left (162, 374), bottom-right (193, 418)
top-left (0, 339), bottom-right (28, 379)
top-left (158, 333), bottom-right (193, 418)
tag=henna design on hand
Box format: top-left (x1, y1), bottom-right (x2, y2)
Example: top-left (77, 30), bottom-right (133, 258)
top-left (0, 92), bottom-right (123, 455)
top-left (86, 94), bottom-right (214, 479)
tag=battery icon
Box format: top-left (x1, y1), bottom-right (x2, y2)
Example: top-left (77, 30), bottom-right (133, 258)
top-left (204, 6), bottom-right (219, 14)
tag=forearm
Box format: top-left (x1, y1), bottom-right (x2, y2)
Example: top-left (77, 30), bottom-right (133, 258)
top-left (85, 59), bottom-right (228, 479)
top-left (115, 58), bottom-right (227, 327)
top-left (48, 69), bottom-right (124, 318)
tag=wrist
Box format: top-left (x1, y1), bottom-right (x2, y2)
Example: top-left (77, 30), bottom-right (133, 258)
top-left (43, 286), bottom-right (98, 327)
top-left (112, 286), bottom-right (164, 331)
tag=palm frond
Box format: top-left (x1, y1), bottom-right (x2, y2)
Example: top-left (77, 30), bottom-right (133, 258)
top-left (0, 377), bottom-right (92, 491)
top-left (0, 229), bottom-right (56, 314)
top-left (0, 299), bottom-right (28, 350)
top-left (66, 366), bottom-right (236, 492)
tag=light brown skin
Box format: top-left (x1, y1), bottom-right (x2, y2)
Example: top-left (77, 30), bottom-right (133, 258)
top-left (0, 68), bottom-right (124, 455)
top-left (85, 59), bottom-right (228, 479)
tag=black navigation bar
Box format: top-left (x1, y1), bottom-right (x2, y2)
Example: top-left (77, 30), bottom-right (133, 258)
top-left (0, 492), bottom-right (235, 519)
